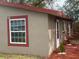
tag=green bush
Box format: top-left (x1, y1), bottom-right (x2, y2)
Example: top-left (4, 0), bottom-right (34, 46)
top-left (59, 42), bottom-right (65, 52)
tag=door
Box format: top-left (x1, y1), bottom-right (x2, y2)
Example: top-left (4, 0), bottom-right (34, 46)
top-left (56, 20), bottom-right (60, 48)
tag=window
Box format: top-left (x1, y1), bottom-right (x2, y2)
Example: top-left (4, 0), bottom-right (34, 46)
top-left (7, 16), bottom-right (28, 47)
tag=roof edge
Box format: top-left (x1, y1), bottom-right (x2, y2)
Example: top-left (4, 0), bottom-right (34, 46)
top-left (0, 1), bottom-right (72, 21)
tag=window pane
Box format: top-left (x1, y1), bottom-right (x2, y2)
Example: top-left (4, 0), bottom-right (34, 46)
top-left (12, 38), bottom-right (14, 42)
top-left (23, 38), bottom-right (25, 42)
top-left (14, 38), bottom-right (18, 42)
top-left (11, 32), bottom-right (25, 43)
top-left (22, 26), bottom-right (25, 31)
top-left (18, 38), bottom-right (21, 42)
top-left (11, 32), bottom-right (14, 37)
top-left (11, 20), bottom-right (25, 31)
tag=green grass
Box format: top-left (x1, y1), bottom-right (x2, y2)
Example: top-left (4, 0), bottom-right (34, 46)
top-left (0, 53), bottom-right (43, 59)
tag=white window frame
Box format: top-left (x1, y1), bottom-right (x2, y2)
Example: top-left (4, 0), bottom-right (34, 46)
top-left (9, 18), bottom-right (26, 44)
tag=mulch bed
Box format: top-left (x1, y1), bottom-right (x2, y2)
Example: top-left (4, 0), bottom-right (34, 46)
top-left (48, 44), bottom-right (79, 59)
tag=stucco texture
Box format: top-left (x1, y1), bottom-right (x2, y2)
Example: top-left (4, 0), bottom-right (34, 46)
top-left (48, 16), bottom-right (56, 55)
top-left (0, 6), bottom-right (49, 57)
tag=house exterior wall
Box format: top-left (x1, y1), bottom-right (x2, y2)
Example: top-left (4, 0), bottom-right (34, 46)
top-left (59, 20), bottom-right (68, 41)
top-left (57, 19), bottom-right (72, 43)
top-left (0, 6), bottom-right (49, 57)
top-left (48, 16), bottom-right (66, 53)
top-left (48, 15), bottom-right (72, 55)
top-left (48, 16), bottom-right (56, 55)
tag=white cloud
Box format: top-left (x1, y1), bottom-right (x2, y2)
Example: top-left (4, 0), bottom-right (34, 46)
top-left (53, 0), bottom-right (66, 10)
top-left (54, 2), bottom-right (64, 7)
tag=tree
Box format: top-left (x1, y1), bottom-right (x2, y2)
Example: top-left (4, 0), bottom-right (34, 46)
top-left (63, 0), bottom-right (79, 20)
top-left (6, 0), bottom-right (54, 8)
top-left (24, 0), bottom-right (55, 8)
top-left (45, 0), bottom-right (55, 9)
top-left (26, 0), bottom-right (46, 8)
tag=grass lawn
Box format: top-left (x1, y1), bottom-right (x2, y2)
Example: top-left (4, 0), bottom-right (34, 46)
top-left (0, 53), bottom-right (43, 59)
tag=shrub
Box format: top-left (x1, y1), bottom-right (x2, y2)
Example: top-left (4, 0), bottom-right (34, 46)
top-left (59, 42), bottom-right (65, 52)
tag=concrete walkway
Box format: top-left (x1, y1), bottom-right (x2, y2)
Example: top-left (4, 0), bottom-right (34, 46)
top-left (48, 44), bottom-right (79, 59)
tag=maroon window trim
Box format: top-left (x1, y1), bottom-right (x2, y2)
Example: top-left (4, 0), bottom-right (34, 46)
top-left (7, 15), bottom-right (29, 47)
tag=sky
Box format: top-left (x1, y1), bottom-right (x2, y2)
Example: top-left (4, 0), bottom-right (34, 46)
top-left (53, 0), bottom-right (66, 10)
top-left (55, 0), bottom-right (66, 7)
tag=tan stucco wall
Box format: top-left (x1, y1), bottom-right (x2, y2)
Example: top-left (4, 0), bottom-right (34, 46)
top-left (59, 20), bottom-right (64, 43)
top-left (48, 16), bottom-right (72, 55)
top-left (0, 6), bottom-right (49, 57)
top-left (48, 16), bottom-right (56, 55)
